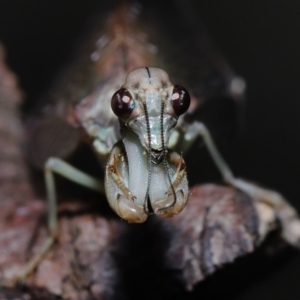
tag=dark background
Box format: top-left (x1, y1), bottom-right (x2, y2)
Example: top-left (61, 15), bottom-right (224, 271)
top-left (0, 0), bottom-right (300, 299)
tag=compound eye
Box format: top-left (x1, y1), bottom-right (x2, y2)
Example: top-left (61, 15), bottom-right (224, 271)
top-left (111, 88), bottom-right (135, 120)
top-left (170, 85), bottom-right (190, 116)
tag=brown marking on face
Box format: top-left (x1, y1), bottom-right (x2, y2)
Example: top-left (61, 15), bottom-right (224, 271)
top-left (132, 82), bottom-right (140, 89)
top-left (161, 80), bottom-right (168, 89)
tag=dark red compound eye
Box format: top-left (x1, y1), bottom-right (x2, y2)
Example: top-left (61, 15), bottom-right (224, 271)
top-left (170, 85), bottom-right (191, 116)
top-left (111, 88), bottom-right (135, 120)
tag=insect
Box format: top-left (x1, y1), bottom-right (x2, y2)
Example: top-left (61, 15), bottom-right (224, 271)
top-left (105, 67), bottom-right (190, 222)
top-left (19, 0), bottom-right (300, 292)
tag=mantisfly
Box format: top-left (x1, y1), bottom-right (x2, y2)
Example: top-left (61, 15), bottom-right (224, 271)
top-left (21, 1), bottom-right (300, 281)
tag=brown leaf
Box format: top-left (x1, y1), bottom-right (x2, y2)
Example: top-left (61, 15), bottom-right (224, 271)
top-left (160, 184), bottom-right (281, 290)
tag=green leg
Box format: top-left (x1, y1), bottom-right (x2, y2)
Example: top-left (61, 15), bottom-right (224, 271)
top-left (184, 122), bottom-right (300, 247)
top-left (19, 157), bottom-right (104, 280)
top-left (184, 122), bottom-right (234, 184)
top-left (45, 157), bottom-right (104, 237)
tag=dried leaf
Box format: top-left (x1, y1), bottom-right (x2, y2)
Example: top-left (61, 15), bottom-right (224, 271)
top-left (161, 183), bottom-right (300, 290)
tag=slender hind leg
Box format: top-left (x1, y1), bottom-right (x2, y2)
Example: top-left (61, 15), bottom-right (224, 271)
top-left (19, 157), bottom-right (104, 280)
top-left (183, 121), bottom-right (300, 247)
top-left (183, 121), bottom-right (234, 184)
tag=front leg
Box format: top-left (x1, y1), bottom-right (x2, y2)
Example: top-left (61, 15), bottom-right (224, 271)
top-left (152, 151), bottom-right (189, 218)
top-left (105, 141), bottom-right (148, 223)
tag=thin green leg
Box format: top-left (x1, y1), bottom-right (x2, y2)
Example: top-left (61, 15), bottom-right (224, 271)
top-left (184, 122), bottom-right (234, 184)
top-left (183, 122), bottom-right (300, 247)
top-left (45, 157), bottom-right (104, 238)
top-left (19, 157), bottom-right (104, 280)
